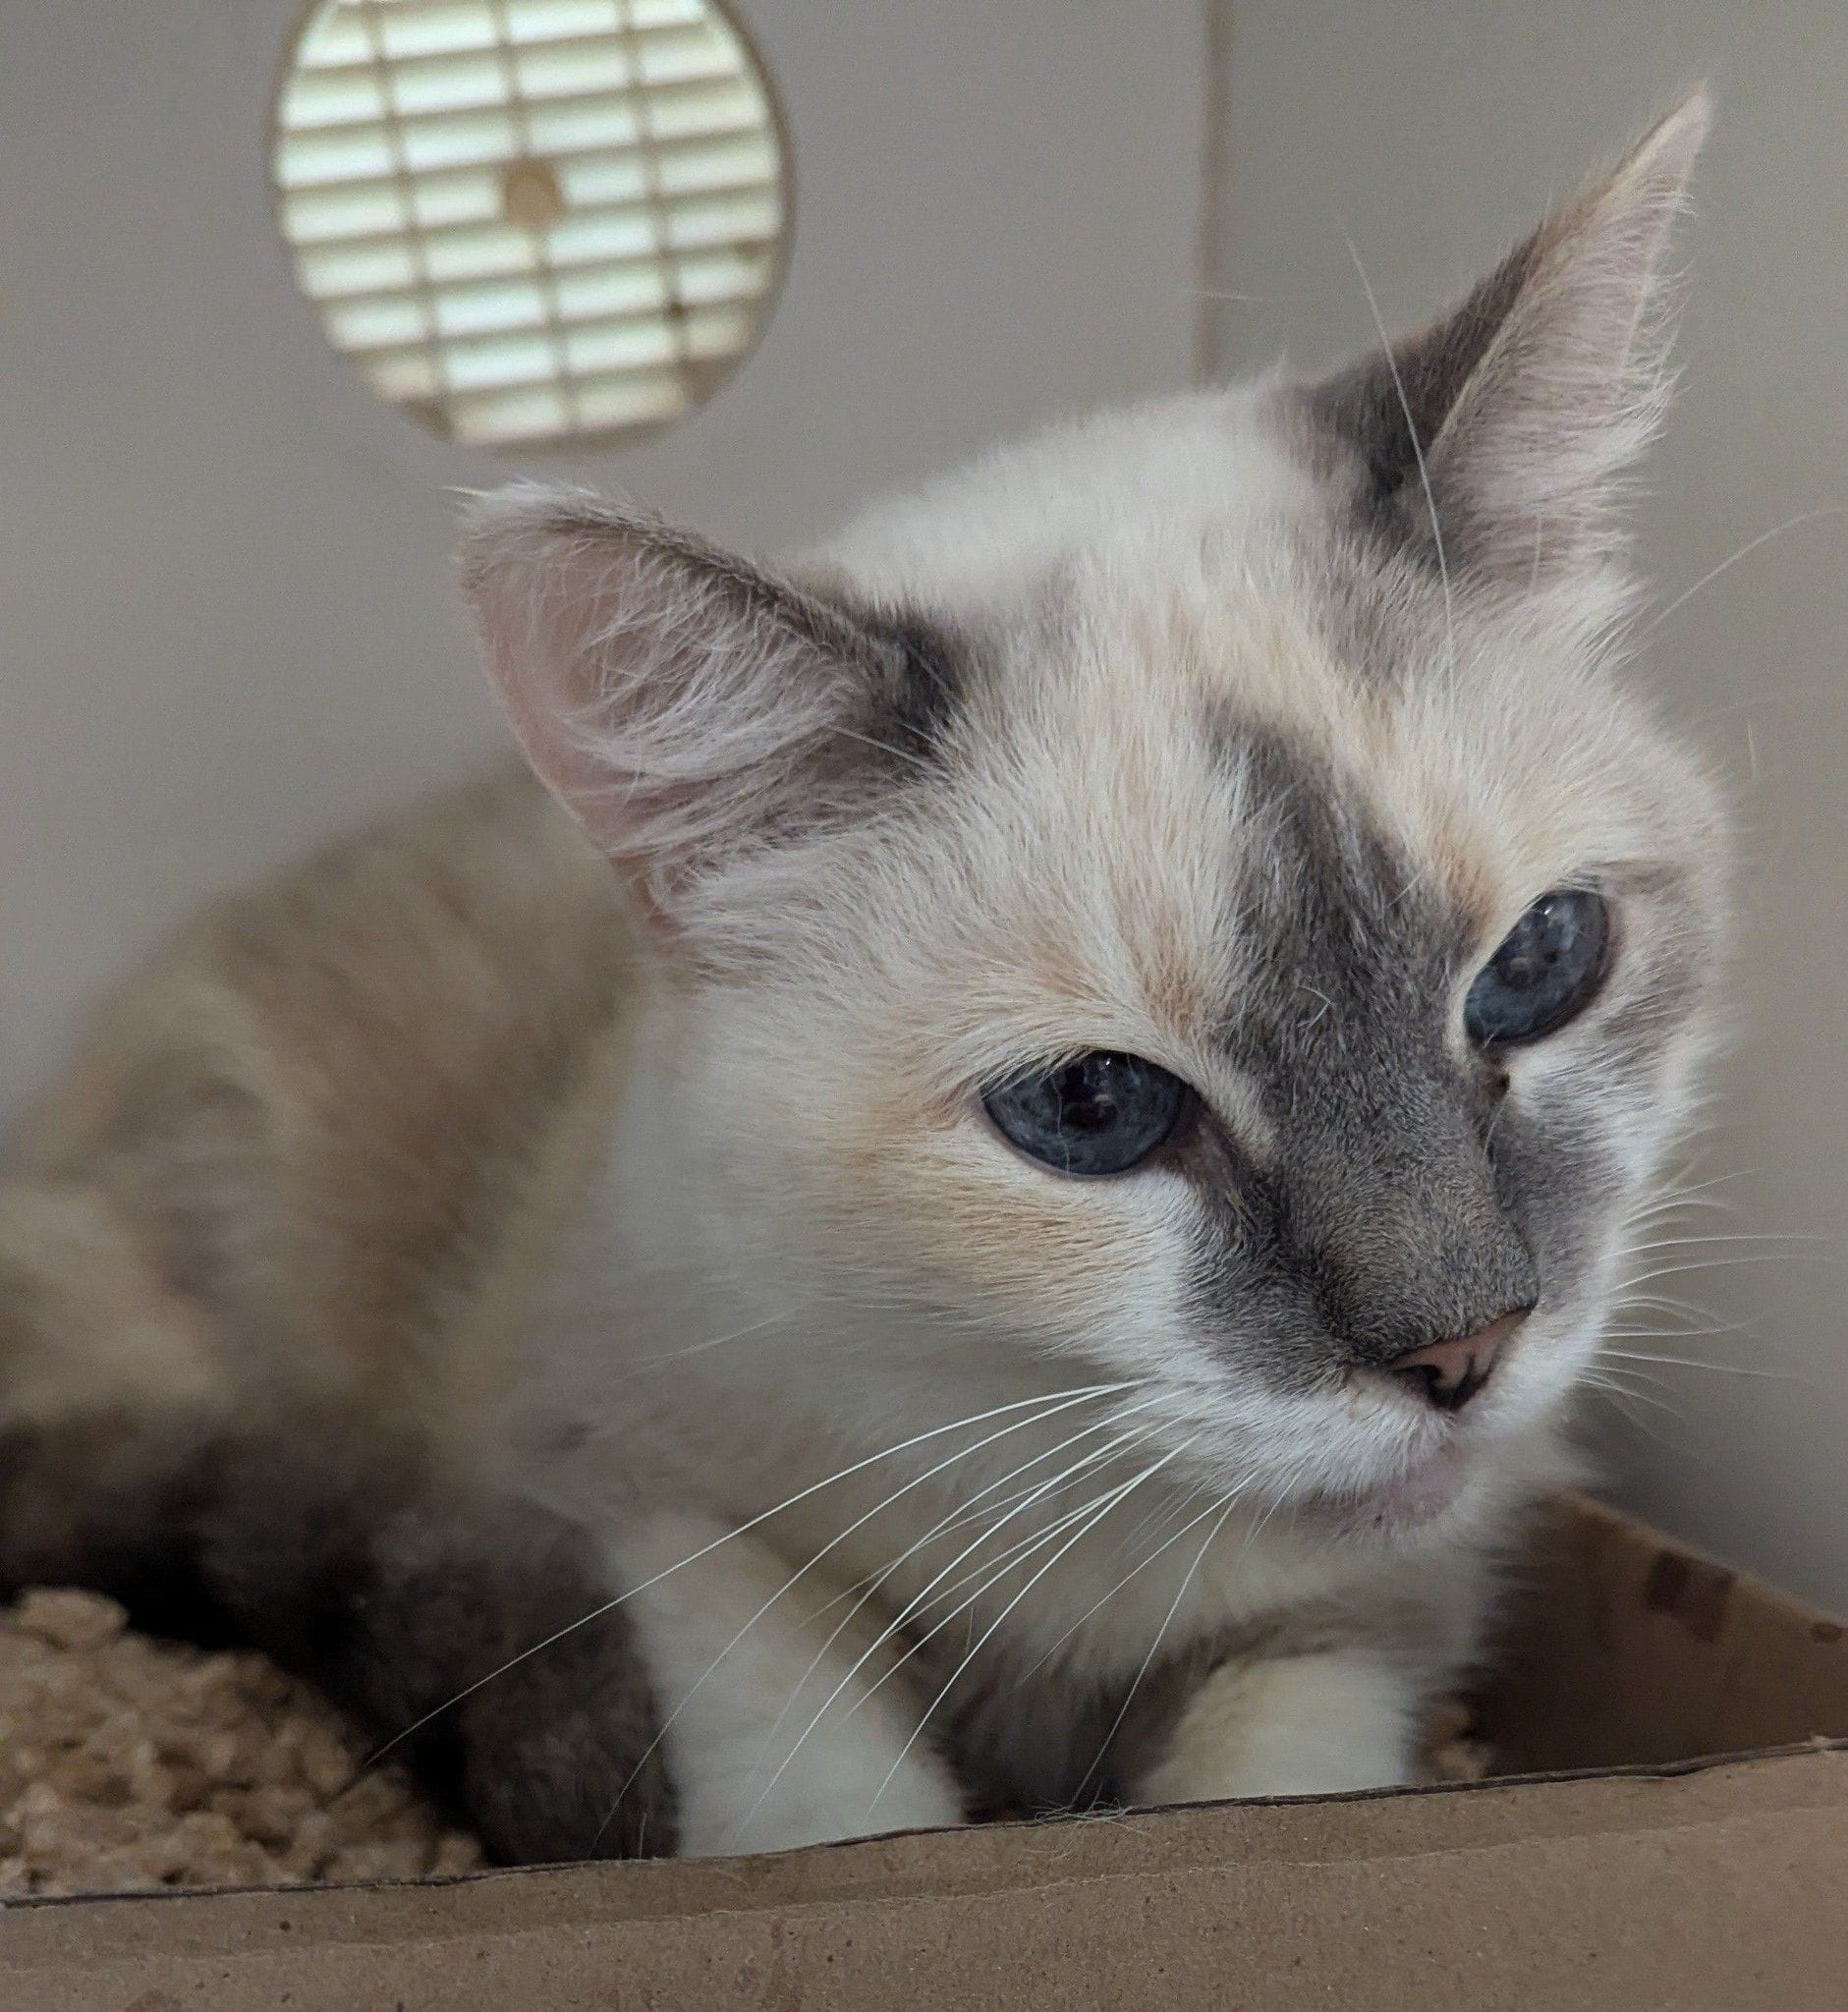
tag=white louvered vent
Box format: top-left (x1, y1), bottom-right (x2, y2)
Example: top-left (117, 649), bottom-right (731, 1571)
top-left (273, 0), bottom-right (789, 449)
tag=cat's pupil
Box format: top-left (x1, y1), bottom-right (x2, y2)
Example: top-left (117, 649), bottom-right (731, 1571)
top-left (983, 1051), bottom-right (1185, 1176)
top-left (1053, 1058), bottom-right (1120, 1129)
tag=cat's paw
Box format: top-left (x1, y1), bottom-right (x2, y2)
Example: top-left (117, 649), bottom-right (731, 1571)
top-left (1135, 1651), bottom-right (1421, 1806)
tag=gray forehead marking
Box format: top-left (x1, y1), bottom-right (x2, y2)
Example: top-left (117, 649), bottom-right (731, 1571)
top-left (1187, 719), bottom-right (1539, 1364)
top-left (862, 605), bottom-right (973, 767)
top-left (1209, 720), bottom-right (1475, 1067)
top-left (750, 546), bottom-right (978, 782)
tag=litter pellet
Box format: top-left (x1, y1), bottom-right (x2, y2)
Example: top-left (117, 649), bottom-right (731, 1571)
top-left (0, 1588), bottom-right (481, 1898)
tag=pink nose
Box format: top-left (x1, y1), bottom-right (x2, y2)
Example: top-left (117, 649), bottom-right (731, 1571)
top-left (1388, 1309), bottom-right (1529, 1413)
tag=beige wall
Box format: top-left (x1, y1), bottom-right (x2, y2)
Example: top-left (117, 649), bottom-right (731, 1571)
top-left (0, 0), bottom-right (1205, 1113)
top-left (1208, 1), bottom-right (1847, 1605)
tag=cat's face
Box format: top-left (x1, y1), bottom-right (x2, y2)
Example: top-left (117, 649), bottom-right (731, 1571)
top-left (469, 96), bottom-right (1723, 1538)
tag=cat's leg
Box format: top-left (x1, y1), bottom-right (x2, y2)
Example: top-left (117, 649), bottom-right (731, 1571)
top-left (200, 1450), bottom-right (685, 1864)
top-left (1128, 1650), bottom-right (1425, 1806)
top-left (608, 1508), bottom-right (968, 1857)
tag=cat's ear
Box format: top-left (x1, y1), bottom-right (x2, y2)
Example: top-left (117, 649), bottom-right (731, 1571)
top-left (462, 487), bottom-right (948, 925)
top-left (1309, 88), bottom-right (1709, 584)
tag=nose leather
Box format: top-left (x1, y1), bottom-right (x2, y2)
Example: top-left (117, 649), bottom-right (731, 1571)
top-left (1387, 1308), bottom-right (1529, 1412)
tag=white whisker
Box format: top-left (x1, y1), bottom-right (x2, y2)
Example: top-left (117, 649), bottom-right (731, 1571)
top-left (364, 1382), bottom-right (1133, 1768)
top-left (1634, 507), bottom-right (1847, 642)
top-left (1345, 233), bottom-right (1457, 685)
top-left (729, 1412), bottom-right (1172, 1838)
top-left (1024, 1481), bottom-right (1248, 1692)
top-left (629, 1307), bottom-right (793, 1369)
top-left (741, 1398), bottom-right (1173, 1756)
top-left (1615, 1230), bottom-right (1821, 1255)
top-left (1072, 1489), bottom-right (1242, 1807)
top-left (1613, 1253), bottom-right (1814, 1295)
top-left (1599, 1345), bottom-right (1788, 1381)
top-left (582, 1382), bottom-right (1137, 1848)
top-left (868, 1439), bottom-right (1196, 1815)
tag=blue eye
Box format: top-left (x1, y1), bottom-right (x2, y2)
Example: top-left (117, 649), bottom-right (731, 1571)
top-left (983, 1051), bottom-right (1187, 1176)
top-left (1464, 890), bottom-right (1611, 1046)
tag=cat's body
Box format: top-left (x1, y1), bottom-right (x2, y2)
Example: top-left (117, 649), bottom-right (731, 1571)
top-left (0, 99), bottom-right (1724, 1863)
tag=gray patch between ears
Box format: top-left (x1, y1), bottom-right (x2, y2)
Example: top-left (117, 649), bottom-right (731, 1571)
top-left (866, 607), bottom-right (972, 768)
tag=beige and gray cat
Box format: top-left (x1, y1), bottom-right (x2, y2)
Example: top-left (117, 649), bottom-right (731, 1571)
top-left (0, 96), bottom-right (1725, 1862)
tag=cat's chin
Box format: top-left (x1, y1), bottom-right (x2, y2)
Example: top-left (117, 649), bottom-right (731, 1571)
top-left (1293, 1434), bottom-right (1479, 1544)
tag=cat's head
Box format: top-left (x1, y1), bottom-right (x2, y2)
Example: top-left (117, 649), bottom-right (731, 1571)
top-left (466, 95), bottom-right (1725, 1540)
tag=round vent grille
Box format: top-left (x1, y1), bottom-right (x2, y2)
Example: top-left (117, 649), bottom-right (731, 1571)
top-left (273, 0), bottom-right (789, 450)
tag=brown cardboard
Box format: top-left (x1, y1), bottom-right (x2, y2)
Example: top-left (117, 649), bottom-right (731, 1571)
top-left (1483, 1493), bottom-right (1848, 1770)
top-left (4, 1493), bottom-right (1846, 2010)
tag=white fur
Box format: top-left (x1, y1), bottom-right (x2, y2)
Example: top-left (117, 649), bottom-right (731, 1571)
top-left (1135, 1652), bottom-right (1422, 1805)
top-left (607, 1509), bottom-right (965, 1856)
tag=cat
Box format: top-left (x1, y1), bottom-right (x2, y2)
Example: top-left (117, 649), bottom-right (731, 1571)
top-left (0, 93), bottom-right (1724, 1864)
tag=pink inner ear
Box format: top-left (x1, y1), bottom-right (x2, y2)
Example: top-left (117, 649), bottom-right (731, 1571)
top-left (467, 516), bottom-right (619, 826)
top-left (461, 485), bottom-right (880, 914)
